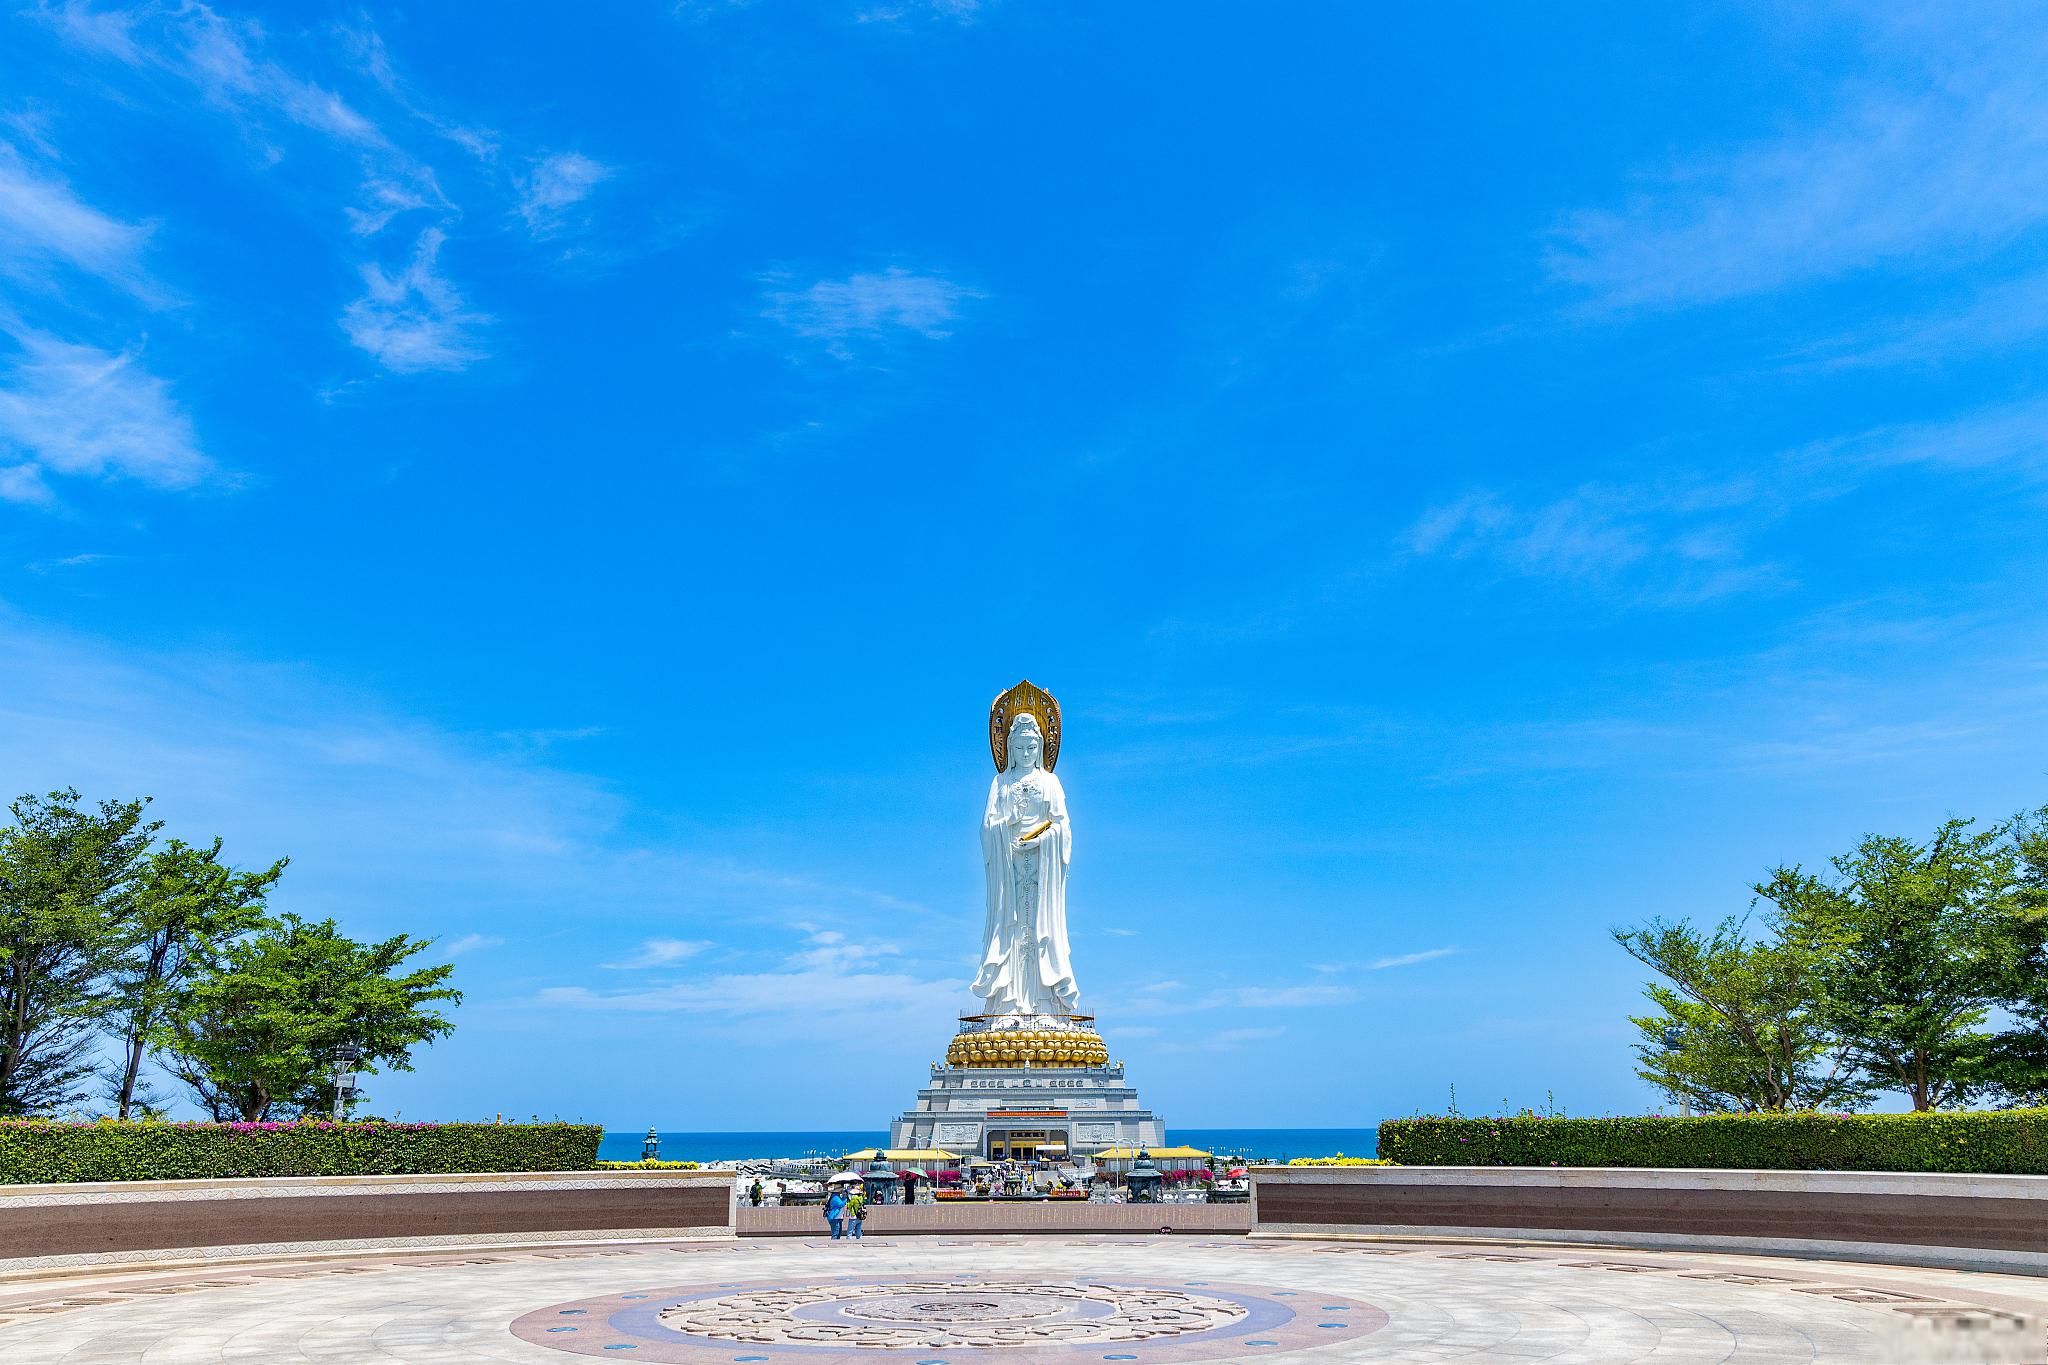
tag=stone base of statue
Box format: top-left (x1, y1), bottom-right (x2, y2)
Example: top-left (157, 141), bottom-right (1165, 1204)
top-left (886, 1014), bottom-right (1164, 1161)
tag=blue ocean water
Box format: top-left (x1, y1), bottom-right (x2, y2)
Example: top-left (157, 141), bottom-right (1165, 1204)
top-left (598, 1127), bottom-right (1379, 1164)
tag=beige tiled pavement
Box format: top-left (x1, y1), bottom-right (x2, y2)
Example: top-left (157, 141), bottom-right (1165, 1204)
top-left (0, 1234), bottom-right (2043, 1363)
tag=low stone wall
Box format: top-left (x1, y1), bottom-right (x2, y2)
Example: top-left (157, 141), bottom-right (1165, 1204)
top-left (1251, 1165), bottom-right (2048, 1274)
top-left (0, 1169), bottom-right (733, 1271)
top-left (737, 1201), bottom-right (1250, 1237)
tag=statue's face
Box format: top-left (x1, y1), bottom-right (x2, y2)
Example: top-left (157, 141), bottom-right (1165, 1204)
top-left (1011, 723), bottom-right (1042, 771)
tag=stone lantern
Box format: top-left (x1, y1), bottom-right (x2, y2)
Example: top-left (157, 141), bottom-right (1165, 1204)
top-left (1125, 1148), bottom-right (1163, 1204)
top-left (863, 1153), bottom-right (901, 1205)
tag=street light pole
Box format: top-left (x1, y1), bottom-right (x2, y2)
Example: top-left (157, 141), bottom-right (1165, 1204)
top-left (330, 1045), bottom-right (364, 1120)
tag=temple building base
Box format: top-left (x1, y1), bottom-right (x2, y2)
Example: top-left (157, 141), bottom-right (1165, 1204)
top-left (887, 1016), bottom-right (1164, 1161)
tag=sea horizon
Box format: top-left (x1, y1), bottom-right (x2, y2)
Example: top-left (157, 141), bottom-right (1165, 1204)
top-left (598, 1126), bottom-right (1381, 1164)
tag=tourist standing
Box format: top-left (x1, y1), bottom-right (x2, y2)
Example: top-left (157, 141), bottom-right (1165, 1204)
top-left (824, 1186), bottom-right (848, 1240)
top-left (748, 1178), bottom-right (763, 1207)
top-left (847, 1188), bottom-right (868, 1241)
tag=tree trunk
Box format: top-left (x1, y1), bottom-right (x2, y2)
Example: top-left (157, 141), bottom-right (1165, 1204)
top-left (239, 1081), bottom-right (269, 1122)
top-left (115, 1026), bottom-right (145, 1120)
top-left (0, 958), bottom-right (30, 1109)
top-left (116, 942), bottom-right (172, 1120)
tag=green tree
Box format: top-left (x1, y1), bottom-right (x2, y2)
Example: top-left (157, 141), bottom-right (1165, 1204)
top-left (1764, 817), bottom-right (2025, 1111)
top-left (0, 791), bottom-right (157, 1115)
top-left (105, 839), bottom-right (286, 1119)
top-left (1614, 916), bottom-right (1863, 1112)
top-left (160, 914), bottom-right (459, 1121)
top-left (1985, 808), bottom-right (2048, 1105)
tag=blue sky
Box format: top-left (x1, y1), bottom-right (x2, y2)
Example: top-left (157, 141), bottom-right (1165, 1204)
top-left (2, 3), bottom-right (2045, 1129)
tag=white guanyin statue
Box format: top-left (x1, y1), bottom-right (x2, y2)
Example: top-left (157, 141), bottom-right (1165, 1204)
top-left (972, 684), bottom-right (1079, 1021)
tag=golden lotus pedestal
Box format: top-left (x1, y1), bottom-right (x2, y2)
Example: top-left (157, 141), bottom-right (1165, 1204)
top-left (944, 1025), bottom-right (1110, 1069)
top-left (888, 1014), bottom-right (1163, 1163)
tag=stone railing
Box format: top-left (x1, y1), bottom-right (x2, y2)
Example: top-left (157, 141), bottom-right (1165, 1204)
top-left (1249, 1164), bottom-right (2048, 1274)
top-left (15, 1163), bottom-right (2047, 1276)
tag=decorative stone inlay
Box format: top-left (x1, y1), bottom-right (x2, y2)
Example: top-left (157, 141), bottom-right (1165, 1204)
top-left (512, 1273), bottom-right (1388, 1360)
top-left (660, 1278), bottom-right (1243, 1348)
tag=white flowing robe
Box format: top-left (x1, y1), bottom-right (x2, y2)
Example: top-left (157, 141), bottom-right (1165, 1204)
top-left (972, 764), bottom-right (1078, 1016)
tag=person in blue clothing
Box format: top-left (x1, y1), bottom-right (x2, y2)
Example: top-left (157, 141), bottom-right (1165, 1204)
top-left (824, 1185), bottom-right (849, 1240)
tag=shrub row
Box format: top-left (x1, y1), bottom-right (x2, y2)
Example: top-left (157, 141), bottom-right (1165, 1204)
top-left (0, 1120), bottom-right (603, 1184)
top-left (1376, 1110), bottom-right (2048, 1174)
top-left (1286, 1156), bottom-right (1395, 1166)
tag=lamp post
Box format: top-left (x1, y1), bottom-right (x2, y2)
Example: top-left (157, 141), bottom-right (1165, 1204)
top-left (642, 1129), bottom-right (662, 1164)
top-left (1125, 1148), bottom-right (1163, 1204)
top-left (863, 1152), bottom-right (900, 1206)
top-left (328, 1045), bottom-right (363, 1120)
top-left (1660, 1028), bottom-right (1693, 1118)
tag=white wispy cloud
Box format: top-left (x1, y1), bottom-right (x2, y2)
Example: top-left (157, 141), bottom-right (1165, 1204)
top-left (341, 227), bottom-right (489, 372)
top-left (345, 177), bottom-right (434, 237)
top-left (0, 616), bottom-right (965, 1112)
top-left (1210, 1025), bottom-right (1284, 1044)
top-left (1155, 1023), bottom-right (1288, 1055)
top-left (1789, 270), bottom-right (2048, 372)
top-left (1209, 983), bottom-right (1355, 1008)
top-left (1115, 978), bottom-right (1358, 1018)
top-left (42, 3), bottom-right (513, 381)
top-left (1549, 12), bottom-right (2048, 310)
top-left (441, 933), bottom-right (504, 958)
top-left (50, 1), bottom-right (387, 150)
top-left (1817, 398), bottom-right (2048, 480)
top-left (763, 266), bottom-right (982, 359)
top-left (1368, 946), bottom-right (1458, 971)
top-left (0, 140), bottom-right (156, 297)
top-left (541, 928), bottom-right (954, 1026)
top-left (856, 0), bottom-right (984, 23)
top-left (1403, 480), bottom-right (1782, 606)
top-left (0, 617), bottom-right (625, 936)
top-left (26, 552), bottom-right (122, 573)
top-left (537, 969), bottom-right (958, 1021)
top-left (517, 152), bottom-right (612, 236)
top-left (601, 937), bottom-right (713, 970)
top-left (0, 330), bottom-right (211, 502)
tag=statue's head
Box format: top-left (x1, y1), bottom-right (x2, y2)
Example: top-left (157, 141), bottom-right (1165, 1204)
top-left (1007, 713), bottom-right (1044, 773)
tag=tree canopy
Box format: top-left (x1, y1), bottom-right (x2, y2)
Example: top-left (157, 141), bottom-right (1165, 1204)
top-left (0, 791), bottom-right (157, 1116)
top-left (1614, 916), bottom-right (1863, 1112)
top-left (161, 914), bottom-right (459, 1121)
top-left (0, 791), bottom-right (458, 1121)
top-left (1620, 806), bottom-right (2048, 1112)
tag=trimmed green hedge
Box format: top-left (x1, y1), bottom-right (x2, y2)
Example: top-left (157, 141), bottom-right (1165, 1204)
top-left (1377, 1110), bottom-right (2048, 1174)
top-left (0, 1120), bottom-right (603, 1184)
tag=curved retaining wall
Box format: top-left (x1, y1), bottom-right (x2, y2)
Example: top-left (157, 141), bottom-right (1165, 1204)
top-left (1250, 1166), bottom-right (2048, 1275)
top-left (0, 1169), bottom-right (733, 1271)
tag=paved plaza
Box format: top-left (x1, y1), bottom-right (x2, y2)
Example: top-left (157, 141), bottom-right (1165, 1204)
top-left (1, 1234), bottom-right (2044, 1363)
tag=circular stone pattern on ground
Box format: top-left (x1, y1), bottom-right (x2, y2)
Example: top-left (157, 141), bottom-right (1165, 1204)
top-left (511, 1273), bottom-right (1386, 1359)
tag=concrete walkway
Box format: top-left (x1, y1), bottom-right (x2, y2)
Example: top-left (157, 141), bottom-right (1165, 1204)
top-left (1, 1233), bottom-right (2043, 1362)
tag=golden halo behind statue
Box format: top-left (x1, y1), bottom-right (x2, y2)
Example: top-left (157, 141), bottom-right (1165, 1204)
top-left (989, 679), bottom-right (1062, 772)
